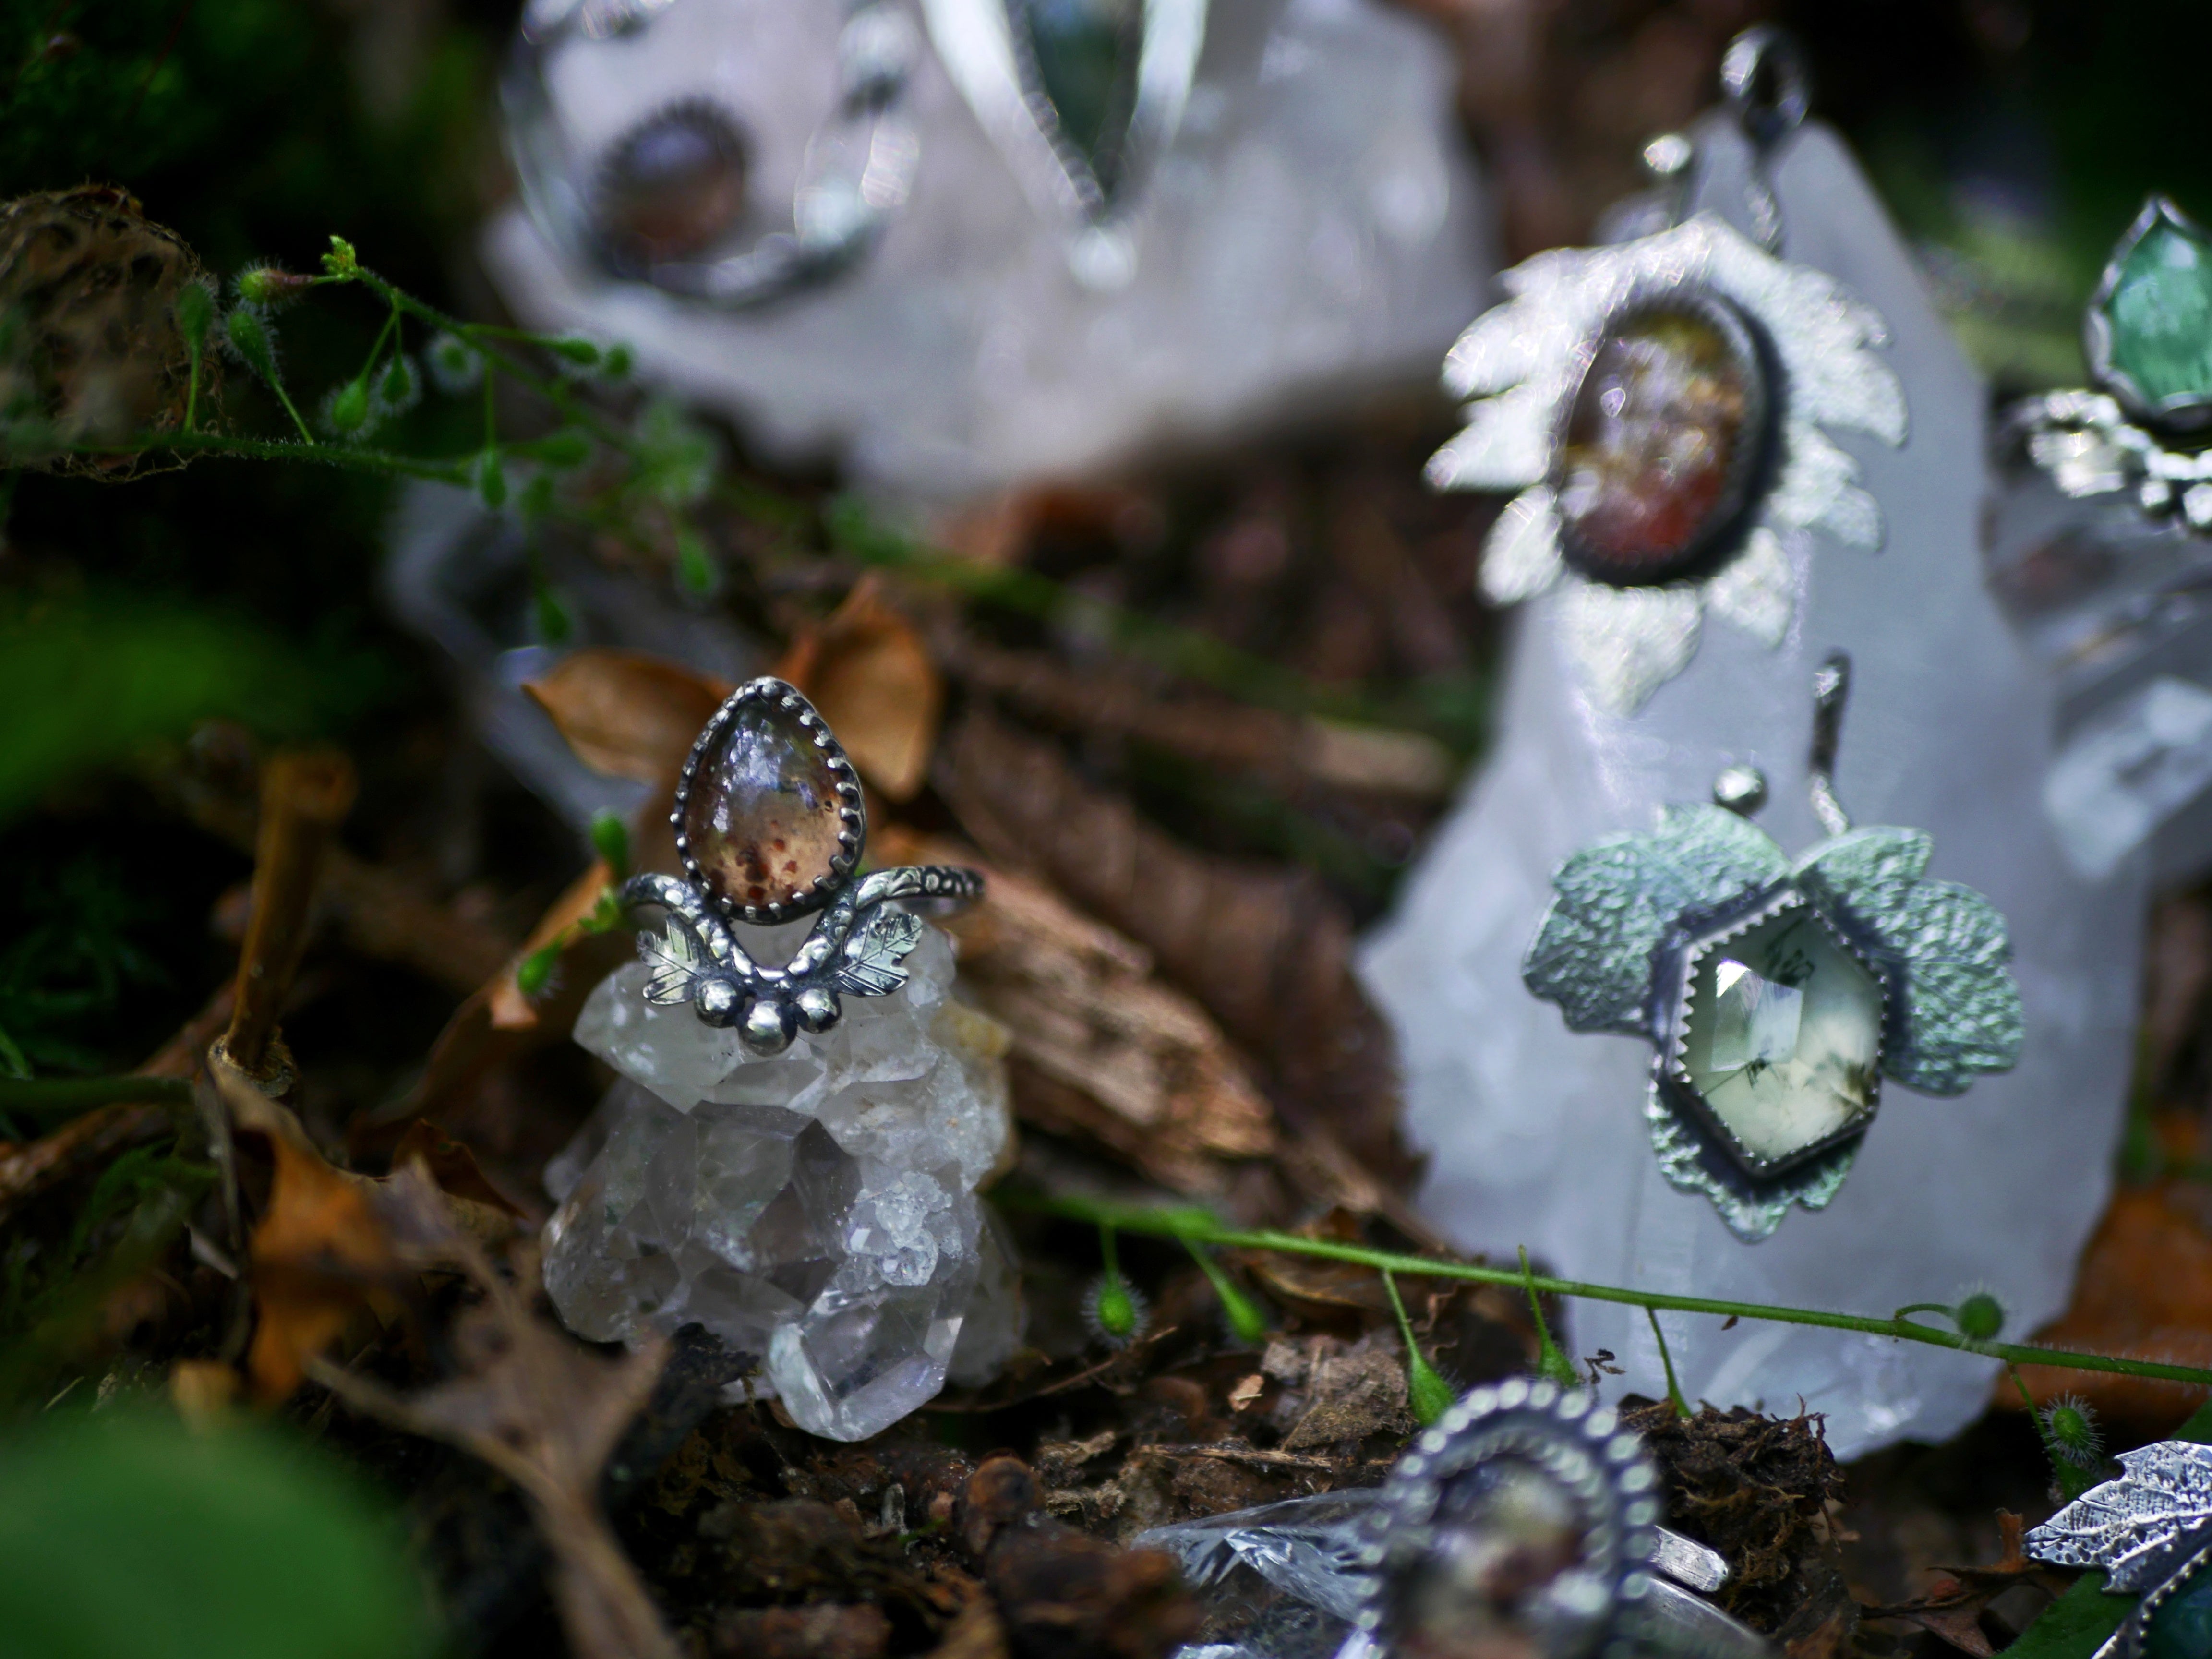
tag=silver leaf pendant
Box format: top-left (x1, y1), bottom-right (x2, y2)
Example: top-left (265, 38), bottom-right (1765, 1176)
top-left (1523, 657), bottom-right (2023, 1241)
top-left (1429, 30), bottom-right (1906, 713)
top-left (2026, 1441), bottom-right (2212, 1659)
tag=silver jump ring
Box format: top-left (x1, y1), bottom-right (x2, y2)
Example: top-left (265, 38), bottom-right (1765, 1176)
top-left (621, 676), bottom-right (982, 1054)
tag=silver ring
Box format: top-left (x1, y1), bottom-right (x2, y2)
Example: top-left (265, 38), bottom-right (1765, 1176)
top-left (621, 676), bottom-right (981, 1054)
top-left (1345, 1381), bottom-right (1772, 1659)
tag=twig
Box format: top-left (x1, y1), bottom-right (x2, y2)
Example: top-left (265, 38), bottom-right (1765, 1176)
top-left (217, 748), bottom-right (357, 1085)
top-left (1004, 1191), bottom-right (2212, 1394)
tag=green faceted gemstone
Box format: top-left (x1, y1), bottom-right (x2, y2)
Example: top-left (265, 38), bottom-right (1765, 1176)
top-left (1674, 901), bottom-right (1883, 1172)
top-left (1017, 0), bottom-right (1142, 204)
top-left (2147, 1563), bottom-right (2212, 1659)
top-left (2104, 212), bottom-right (2212, 411)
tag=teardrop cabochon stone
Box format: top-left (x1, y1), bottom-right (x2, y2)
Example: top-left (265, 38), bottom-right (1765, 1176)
top-left (2091, 195), bottom-right (2212, 432)
top-left (676, 680), bottom-right (865, 923)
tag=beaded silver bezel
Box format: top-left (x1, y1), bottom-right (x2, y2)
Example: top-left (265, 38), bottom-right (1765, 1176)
top-left (672, 678), bottom-right (866, 926)
top-left (1547, 284), bottom-right (1776, 590)
top-left (2085, 195), bottom-right (2212, 435)
top-left (1350, 1380), bottom-right (1663, 1659)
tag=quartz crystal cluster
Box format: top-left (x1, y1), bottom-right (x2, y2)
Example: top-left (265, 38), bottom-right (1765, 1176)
top-left (542, 920), bottom-right (1022, 1441)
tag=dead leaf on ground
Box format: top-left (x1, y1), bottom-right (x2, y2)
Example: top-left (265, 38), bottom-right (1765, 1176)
top-left (2008, 1179), bottom-right (2212, 1431)
top-left (776, 575), bottom-right (943, 801)
top-left (218, 1062), bottom-right (519, 1403)
top-left (878, 828), bottom-right (1275, 1201)
top-left (935, 705), bottom-right (1414, 1191)
top-left (1862, 1513), bottom-right (2071, 1658)
top-left (311, 1174), bottom-right (678, 1659)
top-left (523, 649), bottom-right (733, 782)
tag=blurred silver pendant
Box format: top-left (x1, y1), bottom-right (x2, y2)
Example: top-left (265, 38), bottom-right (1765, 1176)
top-left (505, 0), bottom-right (920, 304)
top-left (920, 0), bottom-right (1205, 287)
top-left (2005, 196), bottom-right (2212, 532)
top-left (1341, 1380), bottom-right (1769, 1659)
top-left (1522, 655), bottom-right (2024, 1241)
top-left (1428, 28), bottom-right (1907, 713)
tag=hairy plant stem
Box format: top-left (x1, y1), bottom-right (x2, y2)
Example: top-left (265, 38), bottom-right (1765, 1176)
top-left (1006, 1190), bottom-right (2212, 1392)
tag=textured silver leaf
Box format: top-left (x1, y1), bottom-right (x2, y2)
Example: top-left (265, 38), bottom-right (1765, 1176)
top-left (1793, 829), bottom-right (2021, 1095)
top-left (1862, 879), bottom-right (2023, 1094)
top-left (640, 918), bottom-right (709, 1006)
top-left (1559, 582), bottom-right (1703, 714)
top-left (1525, 805), bottom-right (1789, 1037)
top-left (1644, 1078), bottom-right (1854, 1243)
top-left (2025, 1441), bottom-right (2212, 1592)
top-left (837, 906), bottom-right (924, 997)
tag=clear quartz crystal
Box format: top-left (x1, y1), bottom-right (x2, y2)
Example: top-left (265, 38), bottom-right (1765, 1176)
top-left (542, 921), bottom-right (1022, 1440)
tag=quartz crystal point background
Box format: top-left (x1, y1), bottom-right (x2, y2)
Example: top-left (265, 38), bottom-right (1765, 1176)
top-left (1359, 119), bottom-right (2144, 1458)
top-left (484, 0), bottom-right (1491, 500)
top-left (542, 922), bottom-right (1024, 1441)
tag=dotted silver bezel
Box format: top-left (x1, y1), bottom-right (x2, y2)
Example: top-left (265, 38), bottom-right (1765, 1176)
top-left (1659, 885), bottom-right (1888, 1179)
top-left (1350, 1379), bottom-right (1662, 1659)
top-left (1547, 281), bottom-right (1776, 590)
top-left (670, 676), bottom-right (867, 926)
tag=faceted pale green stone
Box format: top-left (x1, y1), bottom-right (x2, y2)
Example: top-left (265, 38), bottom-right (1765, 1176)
top-left (1678, 905), bottom-right (1882, 1168)
top-left (2106, 214), bottom-right (2212, 409)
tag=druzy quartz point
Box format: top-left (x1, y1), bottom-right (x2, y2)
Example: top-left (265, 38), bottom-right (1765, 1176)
top-left (541, 921), bottom-right (1022, 1440)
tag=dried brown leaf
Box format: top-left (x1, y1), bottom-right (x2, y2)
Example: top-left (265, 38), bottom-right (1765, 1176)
top-left (777, 576), bottom-right (943, 801)
top-left (523, 649), bottom-right (734, 783)
top-left (934, 706), bottom-right (1414, 1191)
top-left (220, 1063), bottom-right (520, 1403)
top-left (880, 828), bottom-right (1274, 1198)
top-left (2009, 1181), bottom-right (2212, 1430)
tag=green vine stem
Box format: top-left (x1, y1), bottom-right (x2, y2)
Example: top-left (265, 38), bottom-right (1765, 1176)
top-left (1003, 1190), bottom-right (2212, 1393)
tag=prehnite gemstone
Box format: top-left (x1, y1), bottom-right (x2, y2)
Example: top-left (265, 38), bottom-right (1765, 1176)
top-left (2104, 212), bottom-right (2212, 413)
top-left (681, 698), bottom-right (848, 914)
top-left (1556, 302), bottom-right (1755, 582)
top-left (1676, 903), bottom-right (1882, 1171)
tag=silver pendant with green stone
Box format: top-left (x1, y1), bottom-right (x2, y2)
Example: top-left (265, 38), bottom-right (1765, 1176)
top-left (2008, 196), bottom-right (2212, 530)
top-left (920, 0), bottom-right (1205, 285)
top-left (1522, 655), bottom-right (2025, 1241)
top-left (2026, 1440), bottom-right (2212, 1659)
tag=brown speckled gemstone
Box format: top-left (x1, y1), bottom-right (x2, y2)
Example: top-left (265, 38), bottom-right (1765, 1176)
top-left (681, 700), bottom-right (846, 913)
top-left (1556, 301), bottom-right (1757, 583)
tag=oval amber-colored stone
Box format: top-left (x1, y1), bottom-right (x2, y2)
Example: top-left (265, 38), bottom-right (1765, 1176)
top-left (681, 698), bottom-right (849, 914)
top-left (1555, 301), bottom-right (1757, 583)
